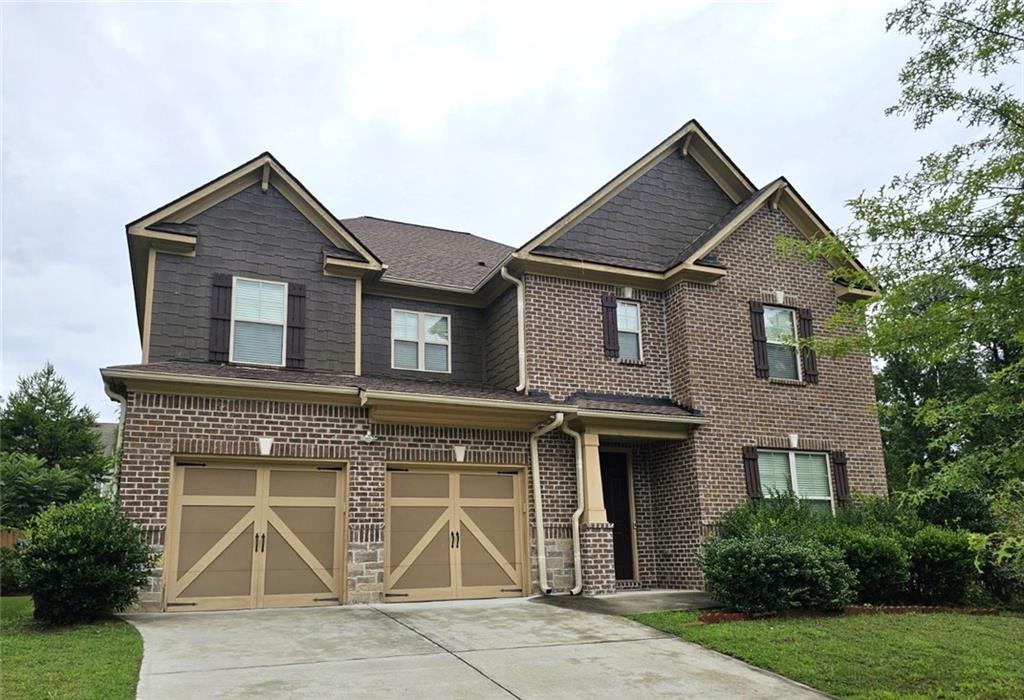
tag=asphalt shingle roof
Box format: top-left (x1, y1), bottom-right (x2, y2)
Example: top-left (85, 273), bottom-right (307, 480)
top-left (341, 216), bottom-right (512, 290)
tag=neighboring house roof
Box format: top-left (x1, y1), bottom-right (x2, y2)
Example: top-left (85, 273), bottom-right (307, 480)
top-left (341, 216), bottom-right (513, 291)
top-left (93, 422), bottom-right (119, 457)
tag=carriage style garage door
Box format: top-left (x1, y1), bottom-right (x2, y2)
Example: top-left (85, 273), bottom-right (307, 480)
top-left (164, 464), bottom-right (345, 611)
top-left (385, 468), bottom-right (526, 602)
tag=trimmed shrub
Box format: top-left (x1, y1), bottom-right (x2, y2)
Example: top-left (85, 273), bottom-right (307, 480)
top-left (917, 489), bottom-right (996, 534)
top-left (714, 493), bottom-right (831, 541)
top-left (20, 498), bottom-right (152, 623)
top-left (0, 546), bottom-right (27, 594)
top-left (700, 535), bottom-right (856, 613)
top-left (905, 526), bottom-right (977, 604)
top-left (820, 528), bottom-right (910, 604)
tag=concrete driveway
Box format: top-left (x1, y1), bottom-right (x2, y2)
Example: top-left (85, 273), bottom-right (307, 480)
top-left (126, 598), bottom-right (822, 699)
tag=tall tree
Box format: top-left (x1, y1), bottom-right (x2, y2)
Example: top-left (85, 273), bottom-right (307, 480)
top-left (0, 363), bottom-right (109, 484)
top-left (803, 0), bottom-right (1023, 526)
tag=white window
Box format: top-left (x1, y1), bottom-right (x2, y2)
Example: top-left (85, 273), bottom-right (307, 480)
top-left (757, 450), bottom-right (833, 513)
top-left (616, 300), bottom-right (642, 361)
top-left (391, 309), bottom-right (451, 372)
top-left (764, 305), bottom-right (800, 380)
top-left (230, 277), bottom-right (287, 366)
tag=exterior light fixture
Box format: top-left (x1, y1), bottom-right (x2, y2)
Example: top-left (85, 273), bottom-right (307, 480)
top-left (453, 445), bottom-right (467, 463)
top-left (257, 437), bottom-right (274, 456)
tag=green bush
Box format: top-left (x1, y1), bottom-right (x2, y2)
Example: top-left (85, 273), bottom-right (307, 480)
top-left (0, 452), bottom-right (90, 529)
top-left (978, 535), bottom-right (1024, 611)
top-left (821, 528), bottom-right (910, 604)
top-left (916, 489), bottom-right (996, 533)
top-left (0, 546), bottom-right (27, 594)
top-left (20, 499), bottom-right (152, 623)
top-left (905, 526), bottom-right (977, 604)
top-left (715, 494), bottom-right (832, 541)
top-left (700, 535), bottom-right (856, 613)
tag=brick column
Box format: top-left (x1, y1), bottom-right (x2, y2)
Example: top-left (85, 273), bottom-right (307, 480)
top-left (580, 522), bottom-right (615, 595)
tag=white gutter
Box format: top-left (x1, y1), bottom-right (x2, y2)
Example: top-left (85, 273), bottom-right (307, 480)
top-left (530, 412), bottom-right (564, 594)
top-left (560, 421), bottom-right (585, 595)
top-left (102, 383), bottom-right (128, 498)
top-left (500, 266), bottom-right (528, 393)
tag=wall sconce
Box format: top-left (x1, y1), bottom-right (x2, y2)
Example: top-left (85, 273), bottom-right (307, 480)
top-left (453, 445), bottom-right (467, 463)
top-left (788, 433), bottom-right (800, 449)
top-left (257, 437), bottom-right (274, 456)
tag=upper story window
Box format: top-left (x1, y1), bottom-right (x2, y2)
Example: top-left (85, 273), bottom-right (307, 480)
top-left (757, 450), bottom-right (833, 513)
top-left (764, 305), bottom-right (799, 380)
top-left (392, 309), bottom-right (451, 373)
top-left (616, 300), bottom-right (642, 361)
top-left (230, 277), bottom-right (287, 366)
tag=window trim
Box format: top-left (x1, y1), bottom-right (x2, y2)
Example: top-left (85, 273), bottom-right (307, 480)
top-left (390, 308), bottom-right (452, 374)
top-left (757, 449), bottom-right (834, 513)
top-left (764, 304), bottom-right (802, 381)
top-left (228, 276), bottom-right (288, 368)
top-left (615, 299), bottom-right (643, 362)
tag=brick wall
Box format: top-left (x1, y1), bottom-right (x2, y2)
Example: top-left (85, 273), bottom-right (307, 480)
top-left (118, 391), bottom-right (583, 603)
top-left (665, 208), bottom-right (887, 522)
top-left (524, 275), bottom-right (671, 400)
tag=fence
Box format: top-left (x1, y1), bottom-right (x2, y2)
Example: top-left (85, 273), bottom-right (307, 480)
top-left (0, 529), bottom-right (24, 549)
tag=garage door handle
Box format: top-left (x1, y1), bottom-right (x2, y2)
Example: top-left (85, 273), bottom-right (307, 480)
top-left (455, 531), bottom-right (460, 548)
top-left (255, 533), bottom-right (260, 552)
top-left (451, 532), bottom-right (455, 549)
top-left (260, 533), bottom-right (266, 552)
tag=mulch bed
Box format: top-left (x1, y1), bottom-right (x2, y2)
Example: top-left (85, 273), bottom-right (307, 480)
top-left (699, 605), bottom-right (1001, 624)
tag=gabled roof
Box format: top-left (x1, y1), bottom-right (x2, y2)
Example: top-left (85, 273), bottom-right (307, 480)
top-left (516, 119), bottom-right (756, 259)
top-left (341, 216), bottom-right (513, 291)
top-left (512, 120), bottom-right (876, 294)
top-left (126, 152), bottom-right (383, 341)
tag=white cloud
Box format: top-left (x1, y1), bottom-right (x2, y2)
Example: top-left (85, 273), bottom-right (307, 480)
top-left (1, 0), bottom-right (964, 419)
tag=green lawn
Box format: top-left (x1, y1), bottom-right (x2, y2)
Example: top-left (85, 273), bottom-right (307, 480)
top-left (630, 610), bottom-right (1024, 699)
top-left (1, 596), bottom-right (143, 700)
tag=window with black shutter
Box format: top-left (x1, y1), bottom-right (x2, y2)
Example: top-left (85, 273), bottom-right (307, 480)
top-left (209, 273), bottom-right (232, 362)
top-left (798, 308), bottom-right (819, 384)
top-left (749, 302), bottom-right (769, 378)
top-left (286, 284), bottom-right (307, 369)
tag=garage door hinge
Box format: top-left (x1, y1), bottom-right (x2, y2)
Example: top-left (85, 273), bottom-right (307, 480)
top-left (386, 467), bottom-right (409, 472)
top-left (500, 588), bottom-right (523, 593)
top-left (313, 597), bottom-right (339, 602)
top-left (496, 470), bottom-right (518, 475)
top-left (316, 466), bottom-right (344, 472)
top-left (167, 602), bottom-right (197, 607)
top-left (385, 593), bottom-right (409, 597)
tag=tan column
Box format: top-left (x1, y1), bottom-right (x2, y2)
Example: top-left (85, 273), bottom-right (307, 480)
top-left (581, 432), bottom-right (607, 524)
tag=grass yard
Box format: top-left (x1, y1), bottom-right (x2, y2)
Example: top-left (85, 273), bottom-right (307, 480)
top-left (630, 610), bottom-right (1024, 699)
top-left (1, 596), bottom-right (143, 700)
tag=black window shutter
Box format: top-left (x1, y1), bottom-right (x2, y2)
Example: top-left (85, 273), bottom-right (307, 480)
top-left (286, 283), bottom-right (307, 369)
top-left (798, 308), bottom-right (819, 384)
top-left (742, 446), bottom-right (763, 500)
top-left (209, 273), bottom-right (232, 362)
top-left (601, 292), bottom-right (619, 358)
top-left (831, 451), bottom-right (851, 503)
top-left (749, 301), bottom-right (769, 379)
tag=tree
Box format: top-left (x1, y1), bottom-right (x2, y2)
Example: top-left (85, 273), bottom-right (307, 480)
top-left (0, 452), bottom-right (89, 529)
top-left (0, 363), bottom-right (110, 484)
top-left (800, 0), bottom-right (1024, 530)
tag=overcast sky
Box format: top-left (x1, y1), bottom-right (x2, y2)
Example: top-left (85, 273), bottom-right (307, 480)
top-left (2, 1), bottom-right (962, 421)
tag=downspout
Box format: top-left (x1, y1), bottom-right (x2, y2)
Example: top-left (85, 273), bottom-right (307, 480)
top-left (499, 266), bottom-right (528, 393)
top-left (530, 412), bottom-right (564, 594)
top-left (560, 421), bottom-right (585, 595)
top-left (103, 383), bottom-right (127, 498)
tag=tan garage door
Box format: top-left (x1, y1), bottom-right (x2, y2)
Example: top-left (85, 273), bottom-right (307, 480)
top-left (164, 464), bottom-right (345, 611)
top-left (385, 468), bottom-right (525, 602)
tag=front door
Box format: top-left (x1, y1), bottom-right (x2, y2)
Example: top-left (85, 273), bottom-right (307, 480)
top-left (600, 452), bottom-right (636, 581)
top-left (164, 464), bottom-right (345, 611)
top-left (384, 468), bottom-right (525, 602)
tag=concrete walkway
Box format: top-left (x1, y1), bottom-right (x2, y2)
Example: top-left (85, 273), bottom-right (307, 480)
top-left (126, 598), bottom-right (823, 699)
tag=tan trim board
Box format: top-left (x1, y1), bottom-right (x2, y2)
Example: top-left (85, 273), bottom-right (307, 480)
top-left (354, 278), bottom-right (363, 376)
top-left (679, 180), bottom-right (785, 266)
top-left (102, 367), bottom-right (361, 402)
top-left (511, 253), bottom-right (727, 289)
top-left (140, 248), bottom-right (157, 363)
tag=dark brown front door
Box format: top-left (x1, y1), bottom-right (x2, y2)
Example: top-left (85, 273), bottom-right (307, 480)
top-left (600, 452), bottom-right (635, 580)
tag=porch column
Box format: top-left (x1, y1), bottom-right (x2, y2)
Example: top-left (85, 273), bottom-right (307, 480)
top-left (581, 432), bottom-right (607, 524)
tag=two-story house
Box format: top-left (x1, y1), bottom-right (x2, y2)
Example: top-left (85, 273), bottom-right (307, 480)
top-left (101, 120), bottom-right (886, 612)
